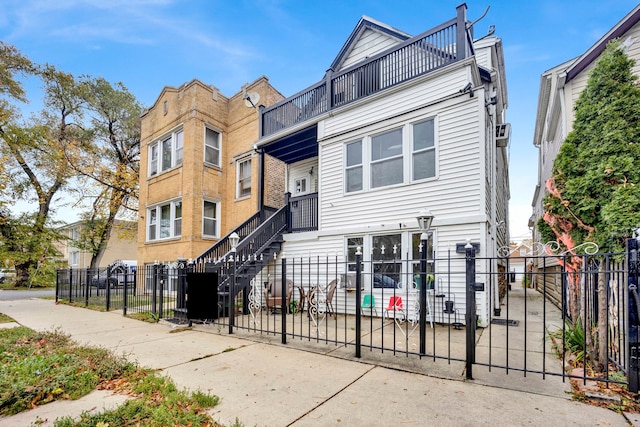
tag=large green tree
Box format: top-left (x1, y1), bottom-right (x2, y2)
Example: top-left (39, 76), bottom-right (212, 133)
top-left (540, 41), bottom-right (640, 252)
top-left (539, 40), bottom-right (640, 370)
top-left (0, 45), bottom-right (90, 286)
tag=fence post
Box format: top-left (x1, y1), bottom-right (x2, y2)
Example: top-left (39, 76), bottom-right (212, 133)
top-left (68, 267), bottom-right (73, 304)
top-left (281, 256), bottom-right (287, 345)
top-left (152, 262), bottom-right (158, 317)
top-left (177, 258), bottom-right (187, 320)
top-left (419, 234), bottom-right (429, 355)
top-left (85, 269), bottom-right (90, 306)
top-left (229, 254), bottom-right (236, 334)
top-left (465, 240), bottom-right (477, 380)
top-left (55, 270), bottom-right (60, 303)
top-left (123, 268), bottom-right (128, 316)
top-left (627, 238), bottom-right (640, 392)
top-left (159, 264), bottom-right (165, 319)
top-left (355, 248), bottom-right (362, 358)
top-left (106, 266), bottom-right (112, 311)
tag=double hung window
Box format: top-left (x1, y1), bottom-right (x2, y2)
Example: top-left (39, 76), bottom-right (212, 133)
top-left (147, 200), bottom-right (182, 241)
top-left (344, 118), bottom-right (436, 193)
top-left (237, 159), bottom-right (251, 198)
top-left (149, 128), bottom-right (183, 176)
top-left (371, 129), bottom-right (403, 188)
top-left (412, 119), bottom-right (435, 180)
top-left (345, 141), bottom-right (363, 192)
top-left (205, 127), bottom-right (221, 166)
top-left (203, 200), bottom-right (219, 237)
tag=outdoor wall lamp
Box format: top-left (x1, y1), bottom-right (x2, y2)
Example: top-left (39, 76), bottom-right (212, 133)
top-left (229, 232), bottom-right (240, 252)
top-left (416, 209), bottom-right (434, 238)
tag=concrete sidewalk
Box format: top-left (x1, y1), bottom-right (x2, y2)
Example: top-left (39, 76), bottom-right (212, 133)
top-left (0, 297), bottom-right (635, 426)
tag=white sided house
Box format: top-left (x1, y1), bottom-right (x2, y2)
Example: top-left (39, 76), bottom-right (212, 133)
top-left (197, 5), bottom-right (510, 327)
top-left (530, 4), bottom-right (640, 300)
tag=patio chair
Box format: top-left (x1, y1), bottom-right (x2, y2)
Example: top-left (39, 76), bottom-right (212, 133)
top-left (361, 293), bottom-right (377, 316)
top-left (296, 284), bottom-right (308, 315)
top-left (384, 295), bottom-right (405, 321)
top-left (264, 279), bottom-right (293, 314)
top-left (325, 279), bottom-right (337, 317)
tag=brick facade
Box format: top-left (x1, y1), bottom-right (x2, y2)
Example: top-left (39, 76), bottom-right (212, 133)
top-left (137, 77), bottom-right (284, 264)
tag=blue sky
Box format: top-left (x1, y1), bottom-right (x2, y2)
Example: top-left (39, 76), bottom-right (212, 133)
top-left (1, 0), bottom-right (638, 240)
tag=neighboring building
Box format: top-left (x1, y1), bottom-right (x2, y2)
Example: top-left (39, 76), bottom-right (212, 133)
top-left (137, 77), bottom-right (285, 265)
top-left (57, 220), bottom-right (137, 268)
top-left (507, 242), bottom-right (532, 283)
top-left (530, 4), bottom-right (640, 298)
top-left (241, 4), bottom-right (510, 326)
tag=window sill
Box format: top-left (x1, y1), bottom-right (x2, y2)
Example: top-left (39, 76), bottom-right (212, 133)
top-left (145, 236), bottom-right (182, 244)
top-left (147, 166), bottom-right (182, 182)
top-left (344, 175), bottom-right (438, 196)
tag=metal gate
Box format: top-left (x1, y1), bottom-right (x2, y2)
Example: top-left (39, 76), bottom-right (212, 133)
top-left (56, 240), bottom-right (639, 391)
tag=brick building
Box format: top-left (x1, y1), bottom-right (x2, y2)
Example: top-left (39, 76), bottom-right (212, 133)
top-left (137, 77), bottom-right (285, 265)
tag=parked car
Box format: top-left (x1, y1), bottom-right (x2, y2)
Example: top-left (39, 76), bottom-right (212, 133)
top-left (90, 261), bottom-right (136, 289)
top-left (0, 269), bottom-right (16, 284)
top-left (373, 274), bottom-right (400, 289)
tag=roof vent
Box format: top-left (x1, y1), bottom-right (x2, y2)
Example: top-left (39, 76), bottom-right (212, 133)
top-left (496, 123), bottom-right (511, 147)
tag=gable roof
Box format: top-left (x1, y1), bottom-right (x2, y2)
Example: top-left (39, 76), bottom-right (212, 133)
top-left (565, 4), bottom-right (640, 83)
top-left (328, 15), bottom-right (411, 72)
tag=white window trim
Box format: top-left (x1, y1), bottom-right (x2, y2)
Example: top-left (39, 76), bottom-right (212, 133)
top-left (410, 118), bottom-right (438, 182)
top-left (344, 230), bottom-right (437, 287)
top-left (343, 116), bottom-right (438, 194)
top-left (203, 199), bottom-right (221, 238)
top-left (236, 157), bottom-right (252, 199)
top-left (146, 199), bottom-right (182, 242)
top-left (204, 126), bottom-right (222, 167)
top-left (148, 126), bottom-right (184, 177)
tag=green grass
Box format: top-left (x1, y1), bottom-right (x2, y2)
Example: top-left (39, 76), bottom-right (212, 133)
top-left (0, 327), bottom-right (221, 425)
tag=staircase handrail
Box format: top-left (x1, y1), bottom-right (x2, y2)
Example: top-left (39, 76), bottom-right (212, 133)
top-left (196, 206), bottom-right (277, 262)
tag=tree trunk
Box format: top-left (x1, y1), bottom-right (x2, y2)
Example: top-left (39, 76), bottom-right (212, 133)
top-left (14, 261), bottom-right (33, 287)
top-left (596, 266), bottom-right (608, 372)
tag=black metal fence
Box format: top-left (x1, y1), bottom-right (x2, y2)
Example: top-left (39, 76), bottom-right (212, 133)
top-left (56, 243), bottom-right (638, 391)
top-left (56, 264), bottom-right (179, 319)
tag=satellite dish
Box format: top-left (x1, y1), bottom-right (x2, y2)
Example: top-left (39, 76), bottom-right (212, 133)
top-left (244, 91), bottom-right (260, 109)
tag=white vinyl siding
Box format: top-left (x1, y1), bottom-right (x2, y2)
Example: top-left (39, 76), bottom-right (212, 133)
top-left (320, 67), bottom-right (480, 232)
top-left (340, 28), bottom-right (403, 70)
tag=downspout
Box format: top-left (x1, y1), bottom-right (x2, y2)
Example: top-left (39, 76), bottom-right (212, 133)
top-left (257, 148), bottom-right (265, 216)
top-left (257, 104), bottom-right (265, 217)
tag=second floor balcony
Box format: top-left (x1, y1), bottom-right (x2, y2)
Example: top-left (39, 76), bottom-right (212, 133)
top-left (258, 5), bottom-right (473, 140)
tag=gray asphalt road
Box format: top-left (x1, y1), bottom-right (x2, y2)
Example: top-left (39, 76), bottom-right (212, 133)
top-left (0, 289), bottom-right (55, 301)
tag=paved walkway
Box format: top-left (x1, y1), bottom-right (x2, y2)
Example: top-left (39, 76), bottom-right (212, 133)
top-left (0, 295), bottom-right (637, 426)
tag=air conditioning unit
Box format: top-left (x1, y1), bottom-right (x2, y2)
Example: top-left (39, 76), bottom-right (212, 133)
top-left (496, 123), bottom-right (511, 147)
